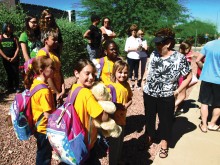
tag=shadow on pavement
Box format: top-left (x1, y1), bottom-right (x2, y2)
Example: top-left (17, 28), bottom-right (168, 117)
top-left (124, 114), bottom-right (146, 136)
top-left (169, 116), bottom-right (197, 148)
top-left (178, 99), bottom-right (200, 114)
top-left (122, 134), bottom-right (153, 165)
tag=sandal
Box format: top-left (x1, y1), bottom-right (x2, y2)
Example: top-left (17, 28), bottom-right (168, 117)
top-left (198, 123), bottom-right (207, 133)
top-left (208, 124), bottom-right (220, 131)
top-left (159, 148), bottom-right (169, 158)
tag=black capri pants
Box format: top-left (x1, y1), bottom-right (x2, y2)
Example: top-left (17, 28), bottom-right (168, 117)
top-left (127, 57), bottom-right (140, 80)
top-left (143, 92), bottom-right (175, 141)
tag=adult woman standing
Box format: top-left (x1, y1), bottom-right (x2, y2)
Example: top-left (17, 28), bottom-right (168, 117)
top-left (39, 9), bottom-right (63, 58)
top-left (124, 24), bottom-right (141, 90)
top-left (100, 17), bottom-right (116, 43)
top-left (19, 15), bottom-right (41, 61)
top-left (83, 14), bottom-right (102, 60)
top-left (143, 28), bottom-right (192, 158)
top-left (137, 29), bottom-right (148, 85)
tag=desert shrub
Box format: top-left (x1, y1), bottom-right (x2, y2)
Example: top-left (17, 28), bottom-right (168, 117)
top-left (57, 19), bottom-right (87, 77)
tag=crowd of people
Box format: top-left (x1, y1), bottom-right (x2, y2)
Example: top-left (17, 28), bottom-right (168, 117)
top-left (1, 11), bottom-right (219, 164)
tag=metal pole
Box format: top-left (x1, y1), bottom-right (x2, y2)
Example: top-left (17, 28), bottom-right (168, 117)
top-left (195, 29), bottom-right (197, 51)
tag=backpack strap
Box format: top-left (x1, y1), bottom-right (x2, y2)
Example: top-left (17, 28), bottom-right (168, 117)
top-left (40, 47), bottom-right (50, 57)
top-left (97, 57), bottom-right (104, 80)
top-left (29, 84), bottom-right (48, 127)
top-left (107, 84), bottom-right (117, 102)
top-left (30, 84), bottom-right (48, 97)
top-left (68, 86), bottom-right (83, 104)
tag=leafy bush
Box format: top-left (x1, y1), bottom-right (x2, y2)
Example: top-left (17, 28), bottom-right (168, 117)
top-left (57, 19), bottom-right (88, 77)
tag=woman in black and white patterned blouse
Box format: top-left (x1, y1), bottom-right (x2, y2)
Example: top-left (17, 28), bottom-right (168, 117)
top-left (143, 28), bottom-right (192, 158)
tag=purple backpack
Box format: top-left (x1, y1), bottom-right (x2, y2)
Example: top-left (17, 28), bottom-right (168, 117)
top-left (10, 84), bottom-right (48, 140)
top-left (47, 87), bottom-right (90, 165)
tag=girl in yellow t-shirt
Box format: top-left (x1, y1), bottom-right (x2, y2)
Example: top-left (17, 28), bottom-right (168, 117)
top-left (37, 30), bottom-right (65, 107)
top-left (108, 60), bottom-right (133, 165)
top-left (24, 56), bottom-right (55, 165)
top-left (95, 40), bottom-right (121, 85)
top-left (70, 58), bottom-right (109, 164)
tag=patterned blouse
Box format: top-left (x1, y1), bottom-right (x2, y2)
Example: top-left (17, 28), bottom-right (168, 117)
top-left (143, 50), bottom-right (191, 97)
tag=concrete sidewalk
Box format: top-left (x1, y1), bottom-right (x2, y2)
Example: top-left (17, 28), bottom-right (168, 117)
top-left (152, 82), bottom-right (220, 165)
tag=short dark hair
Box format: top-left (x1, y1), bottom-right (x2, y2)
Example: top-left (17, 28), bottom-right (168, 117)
top-left (2, 22), bottom-right (14, 33)
top-left (91, 14), bottom-right (100, 22)
top-left (101, 17), bottom-right (111, 26)
top-left (154, 28), bottom-right (176, 50)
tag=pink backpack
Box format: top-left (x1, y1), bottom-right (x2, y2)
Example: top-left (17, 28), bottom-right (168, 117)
top-left (47, 87), bottom-right (90, 165)
top-left (10, 84), bottom-right (48, 140)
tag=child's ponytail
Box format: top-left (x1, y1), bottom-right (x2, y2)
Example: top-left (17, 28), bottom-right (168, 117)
top-left (24, 66), bottom-right (35, 89)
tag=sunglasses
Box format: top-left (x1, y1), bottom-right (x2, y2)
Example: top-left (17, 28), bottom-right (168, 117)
top-left (155, 40), bottom-right (167, 46)
top-left (45, 16), bottom-right (52, 20)
top-left (29, 21), bottom-right (37, 24)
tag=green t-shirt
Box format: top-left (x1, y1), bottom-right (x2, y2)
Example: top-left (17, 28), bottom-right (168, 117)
top-left (19, 32), bottom-right (42, 58)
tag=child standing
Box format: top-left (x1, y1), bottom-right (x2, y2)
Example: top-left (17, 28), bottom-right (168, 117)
top-left (175, 41), bottom-right (197, 115)
top-left (0, 22), bottom-right (20, 93)
top-left (94, 40), bottom-right (121, 85)
top-left (108, 60), bottom-right (133, 165)
top-left (24, 56), bottom-right (55, 165)
top-left (37, 30), bottom-right (65, 106)
top-left (65, 58), bottom-right (109, 165)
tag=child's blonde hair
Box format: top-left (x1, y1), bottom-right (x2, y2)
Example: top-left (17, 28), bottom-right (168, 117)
top-left (24, 56), bottom-right (54, 89)
top-left (111, 60), bottom-right (129, 83)
top-left (41, 29), bottom-right (58, 44)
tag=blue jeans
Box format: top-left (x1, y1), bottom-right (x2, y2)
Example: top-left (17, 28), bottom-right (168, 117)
top-left (86, 44), bottom-right (100, 60)
top-left (34, 132), bottom-right (52, 165)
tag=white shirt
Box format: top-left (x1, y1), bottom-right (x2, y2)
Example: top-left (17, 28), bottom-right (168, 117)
top-left (138, 39), bottom-right (148, 58)
top-left (124, 36), bottom-right (140, 60)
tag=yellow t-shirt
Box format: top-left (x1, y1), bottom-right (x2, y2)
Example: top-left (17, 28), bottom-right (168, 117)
top-left (31, 79), bottom-right (55, 134)
top-left (97, 56), bottom-right (114, 85)
top-left (37, 49), bottom-right (62, 93)
top-left (70, 84), bottom-right (103, 149)
top-left (108, 82), bottom-right (133, 125)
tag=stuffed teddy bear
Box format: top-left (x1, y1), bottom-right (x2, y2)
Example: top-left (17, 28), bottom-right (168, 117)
top-left (90, 82), bottom-right (122, 138)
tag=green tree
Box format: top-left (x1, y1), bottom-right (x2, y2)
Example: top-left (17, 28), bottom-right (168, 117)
top-left (80, 0), bottom-right (189, 37)
top-left (175, 20), bottom-right (217, 45)
top-left (57, 19), bottom-right (87, 77)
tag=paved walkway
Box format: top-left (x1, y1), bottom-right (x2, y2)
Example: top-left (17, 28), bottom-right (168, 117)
top-left (152, 81), bottom-right (220, 165)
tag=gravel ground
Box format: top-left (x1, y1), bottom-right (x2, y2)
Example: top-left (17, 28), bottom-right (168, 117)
top-left (0, 58), bottom-right (197, 165)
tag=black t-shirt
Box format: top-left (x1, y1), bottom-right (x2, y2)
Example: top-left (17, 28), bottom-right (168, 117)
top-left (0, 35), bottom-right (17, 58)
top-left (89, 25), bottom-right (102, 48)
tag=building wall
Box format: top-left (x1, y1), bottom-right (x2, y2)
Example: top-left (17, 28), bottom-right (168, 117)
top-left (0, 0), bottom-right (75, 21)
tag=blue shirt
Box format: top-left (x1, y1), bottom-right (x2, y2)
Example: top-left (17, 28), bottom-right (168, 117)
top-left (200, 39), bottom-right (220, 84)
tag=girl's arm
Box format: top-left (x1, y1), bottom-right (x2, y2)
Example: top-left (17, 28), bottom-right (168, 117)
top-left (195, 52), bottom-right (204, 69)
top-left (20, 42), bottom-right (30, 62)
top-left (95, 111), bottom-right (109, 122)
top-left (83, 30), bottom-right (91, 43)
top-left (56, 70), bottom-right (65, 101)
top-left (47, 78), bottom-right (60, 97)
top-left (174, 72), bottom-right (192, 97)
top-left (11, 37), bottom-right (20, 62)
top-left (124, 98), bottom-right (132, 110)
top-left (0, 49), bottom-right (10, 61)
